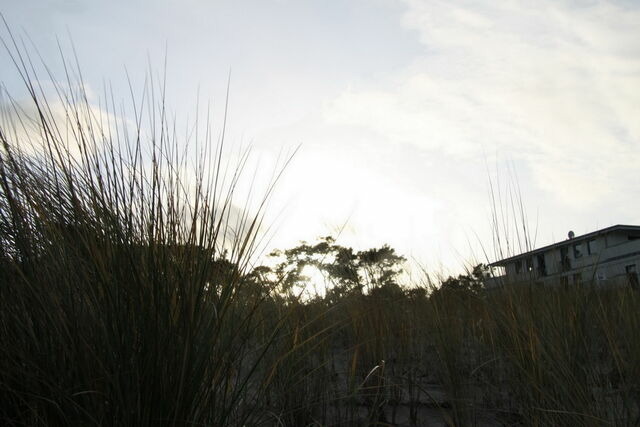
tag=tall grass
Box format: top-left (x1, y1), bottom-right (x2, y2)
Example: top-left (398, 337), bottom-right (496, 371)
top-left (0, 29), bottom-right (294, 425)
top-left (264, 279), bottom-right (640, 426)
top-left (1, 27), bottom-right (639, 427)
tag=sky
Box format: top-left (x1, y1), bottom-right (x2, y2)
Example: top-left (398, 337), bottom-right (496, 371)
top-left (1, 0), bottom-right (639, 275)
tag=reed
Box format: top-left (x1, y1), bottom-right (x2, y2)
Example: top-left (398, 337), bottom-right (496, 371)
top-left (0, 28), bottom-right (292, 425)
top-left (1, 26), bottom-right (638, 426)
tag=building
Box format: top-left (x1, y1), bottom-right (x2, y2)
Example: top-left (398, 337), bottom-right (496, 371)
top-left (488, 224), bottom-right (640, 288)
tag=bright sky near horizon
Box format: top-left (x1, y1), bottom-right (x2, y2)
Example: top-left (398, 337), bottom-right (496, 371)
top-left (1, 0), bottom-right (639, 275)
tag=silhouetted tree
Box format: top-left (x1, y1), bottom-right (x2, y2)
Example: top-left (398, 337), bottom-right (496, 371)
top-left (251, 236), bottom-right (406, 300)
top-left (433, 264), bottom-right (488, 299)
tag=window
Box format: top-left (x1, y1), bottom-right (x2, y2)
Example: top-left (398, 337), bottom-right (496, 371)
top-left (587, 239), bottom-right (597, 255)
top-left (526, 258), bottom-right (533, 272)
top-left (573, 273), bottom-right (582, 285)
top-left (573, 243), bottom-right (583, 258)
top-left (536, 254), bottom-right (547, 276)
top-left (515, 260), bottom-right (522, 274)
top-left (560, 246), bottom-right (571, 271)
top-left (626, 264), bottom-right (638, 290)
top-left (492, 266), bottom-right (506, 277)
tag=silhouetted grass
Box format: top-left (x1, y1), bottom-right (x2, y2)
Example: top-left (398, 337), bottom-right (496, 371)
top-left (1, 26), bottom-right (639, 427)
top-left (0, 28), bottom-right (295, 425)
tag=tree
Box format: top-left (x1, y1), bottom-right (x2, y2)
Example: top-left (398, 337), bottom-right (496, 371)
top-left (250, 237), bottom-right (407, 300)
top-left (433, 264), bottom-right (488, 298)
top-left (357, 245), bottom-right (405, 292)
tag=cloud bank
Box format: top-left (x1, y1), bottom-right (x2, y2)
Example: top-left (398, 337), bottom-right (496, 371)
top-left (325, 0), bottom-right (640, 208)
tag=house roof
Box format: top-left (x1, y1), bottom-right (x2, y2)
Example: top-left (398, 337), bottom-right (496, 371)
top-left (489, 224), bottom-right (640, 266)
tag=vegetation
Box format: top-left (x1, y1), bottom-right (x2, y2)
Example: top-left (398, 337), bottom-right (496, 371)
top-left (1, 34), bottom-right (639, 426)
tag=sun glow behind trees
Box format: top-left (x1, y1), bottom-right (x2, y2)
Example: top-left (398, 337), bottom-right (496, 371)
top-left (2, 0), bottom-right (639, 274)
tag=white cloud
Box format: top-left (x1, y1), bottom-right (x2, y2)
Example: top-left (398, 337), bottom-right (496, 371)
top-left (313, 0), bottom-right (640, 268)
top-left (7, 0), bottom-right (639, 272)
top-left (324, 0), bottom-right (640, 209)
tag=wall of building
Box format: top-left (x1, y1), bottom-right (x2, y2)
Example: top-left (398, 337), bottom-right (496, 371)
top-left (493, 230), bottom-right (640, 288)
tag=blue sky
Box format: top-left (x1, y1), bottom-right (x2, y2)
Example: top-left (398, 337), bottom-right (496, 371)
top-left (2, 0), bottom-right (639, 274)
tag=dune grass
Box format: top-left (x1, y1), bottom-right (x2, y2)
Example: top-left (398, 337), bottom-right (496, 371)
top-left (1, 30), bottom-right (639, 426)
top-left (0, 30), bottom-right (295, 425)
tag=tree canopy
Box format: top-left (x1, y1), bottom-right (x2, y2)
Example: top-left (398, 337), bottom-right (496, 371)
top-left (253, 236), bottom-right (406, 300)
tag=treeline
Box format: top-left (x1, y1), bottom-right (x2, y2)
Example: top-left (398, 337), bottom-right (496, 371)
top-left (241, 235), bottom-right (487, 304)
